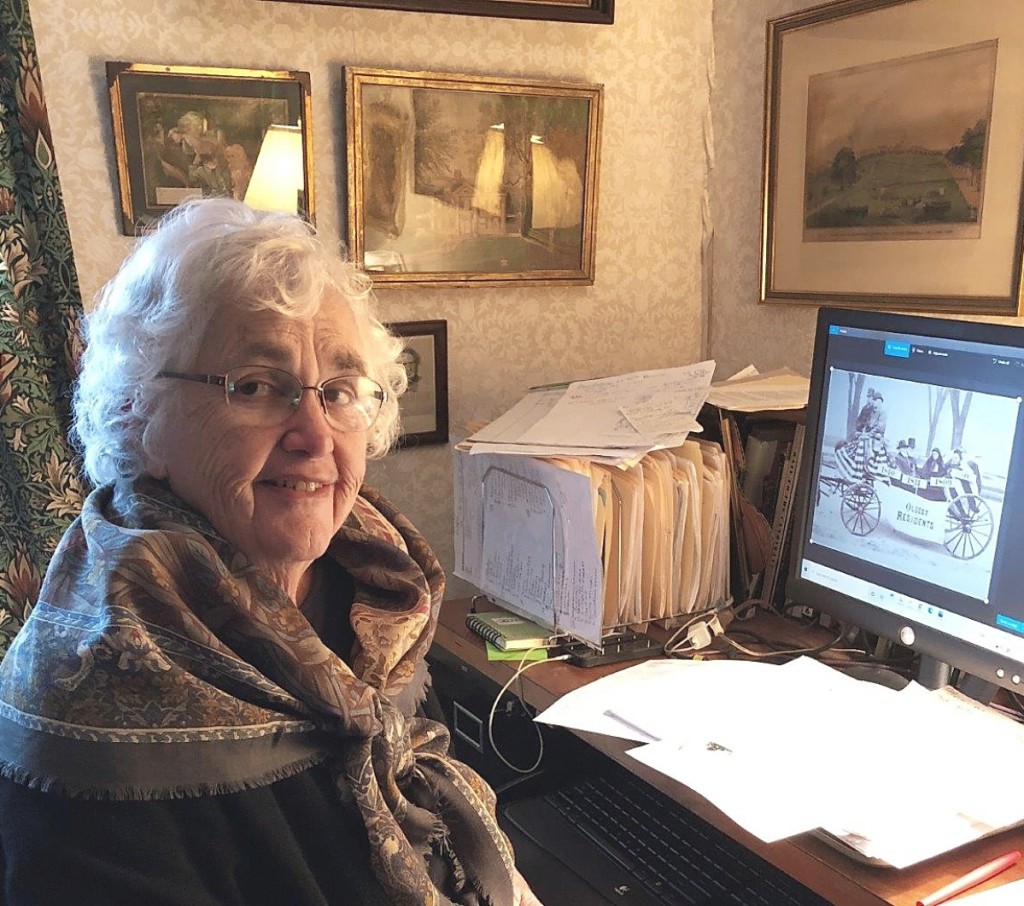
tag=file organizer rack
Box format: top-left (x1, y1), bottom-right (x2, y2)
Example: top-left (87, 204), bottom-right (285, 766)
top-left (477, 465), bottom-right (644, 651)
top-left (455, 448), bottom-right (729, 649)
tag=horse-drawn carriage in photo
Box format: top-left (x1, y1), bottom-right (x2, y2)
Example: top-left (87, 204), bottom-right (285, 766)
top-left (817, 433), bottom-right (994, 560)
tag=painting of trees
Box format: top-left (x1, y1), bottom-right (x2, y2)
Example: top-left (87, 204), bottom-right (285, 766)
top-left (946, 120), bottom-right (987, 190)
top-left (829, 147), bottom-right (859, 191)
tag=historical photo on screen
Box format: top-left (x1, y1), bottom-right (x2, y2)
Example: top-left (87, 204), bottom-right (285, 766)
top-left (809, 369), bottom-right (1019, 602)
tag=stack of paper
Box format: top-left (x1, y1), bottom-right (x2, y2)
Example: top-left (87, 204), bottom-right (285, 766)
top-left (535, 657), bottom-right (1024, 869)
top-left (454, 362), bottom-right (730, 646)
top-left (467, 361), bottom-right (717, 468)
top-left (706, 366), bottom-right (809, 413)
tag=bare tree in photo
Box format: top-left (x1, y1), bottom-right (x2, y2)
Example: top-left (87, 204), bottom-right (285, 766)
top-left (949, 390), bottom-right (973, 450)
top-left (846, 373), bottom-right (866, 438)
top-left (926, 386), bottom-right (950, 452)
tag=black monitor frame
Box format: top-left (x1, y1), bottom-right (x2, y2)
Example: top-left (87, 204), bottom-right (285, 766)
top-left (787, 306), bottom-right (1024, 699)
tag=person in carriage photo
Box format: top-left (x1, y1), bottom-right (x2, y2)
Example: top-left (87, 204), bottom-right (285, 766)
top-left (894, 439), bottom-right (918, 476)
top-left (919, 447), bottom-right (945, 480)
top-left (855, 387), bottom-right (887, 436)
top-left (834, 388), bottom-right (890, 485)
top-left (945, 448), bottom-right (983, 514)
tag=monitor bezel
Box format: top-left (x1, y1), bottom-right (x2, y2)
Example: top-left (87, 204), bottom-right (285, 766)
top-left (786, 305), bottom-right (1024, 695)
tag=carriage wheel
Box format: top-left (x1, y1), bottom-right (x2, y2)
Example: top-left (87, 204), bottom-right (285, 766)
top-left (944, 495), bottom-right (993, 560)
top-left (840, 482), bottom-right (880, 535)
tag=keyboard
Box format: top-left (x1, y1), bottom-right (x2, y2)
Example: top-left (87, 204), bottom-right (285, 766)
top-left (501, 759), bottom-right (831, 906)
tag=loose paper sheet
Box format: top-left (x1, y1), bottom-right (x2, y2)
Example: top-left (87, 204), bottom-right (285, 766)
top-left (466, 363), bottom-right (714, 465)
top-left (534, 655), bottom-right (1024, 868)
top-left (521, 362), bottom-right (715, 448)
top-left (706, 367), bottom-right (809, 412)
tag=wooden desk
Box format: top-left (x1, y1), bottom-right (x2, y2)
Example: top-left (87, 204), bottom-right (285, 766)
top-left (432, 598), bottom-right (1024, 906)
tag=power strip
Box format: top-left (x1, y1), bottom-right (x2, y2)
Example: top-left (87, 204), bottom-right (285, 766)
top-left (561, 634), bottom-right (663, 668)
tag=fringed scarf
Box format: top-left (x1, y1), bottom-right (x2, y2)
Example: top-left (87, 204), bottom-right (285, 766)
top-left (0, 478), bottom-right (515, 906)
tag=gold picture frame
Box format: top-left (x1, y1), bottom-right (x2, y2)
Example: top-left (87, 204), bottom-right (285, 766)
top-left (761, 0), bottom-right (1024, 314)
top-left (107, 63), bottom-right (314, 235)
top-left (260, 0), bottom-right (613, 24)
top-left (345, 66), bottom-right (603, 287)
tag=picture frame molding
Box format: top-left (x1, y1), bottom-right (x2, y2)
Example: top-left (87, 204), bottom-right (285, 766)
top-left (345, 66), bottom-right (603, 288)
top-left (760, 0), bottom-right (1024, 315)
top-left (106, 62), bottom-right (315, 234)
top-left (258, 0), bottom-right (613, 25)
top-left (389, 319), bottom-right (450, 448)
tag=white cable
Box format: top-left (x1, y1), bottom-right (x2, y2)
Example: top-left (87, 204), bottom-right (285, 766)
top-left (486, 650), bottom-right (571, 775)
top-left (663, 603), bottom-right (734, 657)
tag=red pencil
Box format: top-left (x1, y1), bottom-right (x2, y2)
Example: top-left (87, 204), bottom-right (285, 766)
top-left (916, 850), bottom-right (1022, 906)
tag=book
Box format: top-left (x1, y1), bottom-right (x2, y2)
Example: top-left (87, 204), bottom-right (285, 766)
top-left (485, 641), bottom-right (548, 662)
top-left (465, 610), bottom-right (555, 651)
top-left (741, 424), bottom-right (792, 509)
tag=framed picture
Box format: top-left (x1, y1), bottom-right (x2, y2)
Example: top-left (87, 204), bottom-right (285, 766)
top-left (390, 320), bottom-right (449, 447)
top-left (259, 0), bottom-right (612, 24)
top-left (345, 67), bottom-right (603, 287)
top-left (761, 0), bottom-right (1024, 314)
top-left (107, 63), bottom-right (314, 235)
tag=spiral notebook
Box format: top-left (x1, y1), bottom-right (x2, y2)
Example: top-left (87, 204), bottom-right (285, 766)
top-left (465, 610), bottom-right (557, 651)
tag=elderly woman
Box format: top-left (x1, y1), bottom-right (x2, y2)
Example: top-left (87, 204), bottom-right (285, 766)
top-left (0, 198), bottom-right (541, 906)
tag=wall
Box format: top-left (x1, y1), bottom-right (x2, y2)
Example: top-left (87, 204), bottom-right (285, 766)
top-left (710, 0), bottom-right (834, 381)
top-left (30, 0), bottom-right (712, 597)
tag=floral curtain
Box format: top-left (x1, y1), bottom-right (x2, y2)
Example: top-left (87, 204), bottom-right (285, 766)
top-left (0, 0), bottom-right (86, 658)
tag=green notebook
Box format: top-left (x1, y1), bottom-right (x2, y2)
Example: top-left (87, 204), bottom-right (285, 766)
top-left (465, 610), bottom-right (555, 651)
top-left (485, 642), bottom-right (548, 662)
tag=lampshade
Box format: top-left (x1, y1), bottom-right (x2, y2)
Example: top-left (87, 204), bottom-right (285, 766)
top-left (244, 124), bottom-right (304, 215)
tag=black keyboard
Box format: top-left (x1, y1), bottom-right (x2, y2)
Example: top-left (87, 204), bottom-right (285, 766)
top-left (502, 760), bottom-right (831, 906)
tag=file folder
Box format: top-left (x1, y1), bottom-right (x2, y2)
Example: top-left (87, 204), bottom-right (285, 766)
top-left (453, 441), bottom-right (731, 647)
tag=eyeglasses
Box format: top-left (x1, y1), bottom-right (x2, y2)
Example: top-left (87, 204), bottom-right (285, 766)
top-left (157, 366), bottom-right (387, 431)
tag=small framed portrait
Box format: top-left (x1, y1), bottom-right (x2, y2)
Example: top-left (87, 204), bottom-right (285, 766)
top-left (389, 320), bottom-right (449, 447)
top-left (106, 62), bottom-right (314, 234)
top-left (345, 66), bottom-right (603, 287)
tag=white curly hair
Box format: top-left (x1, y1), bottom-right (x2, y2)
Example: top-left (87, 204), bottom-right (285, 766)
top-left (73, 197), bottom-right (407, 486)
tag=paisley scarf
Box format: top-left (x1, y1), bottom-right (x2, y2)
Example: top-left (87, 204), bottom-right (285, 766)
top-left (0, 478), bottom-right (514, 906)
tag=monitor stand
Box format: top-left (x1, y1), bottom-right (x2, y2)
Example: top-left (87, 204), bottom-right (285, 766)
top-left (916, 654), bottom-right (951, 690)
top-left (917, 655), bottom-right (998, 703)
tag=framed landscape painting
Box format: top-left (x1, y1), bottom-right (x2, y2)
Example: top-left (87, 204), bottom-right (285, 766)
top-left (345, 67), bottom-right (603, 287)
top-left (107, 63), bottom-right (314, 234)
top-left (761, 0), bottom-right (1024, 314)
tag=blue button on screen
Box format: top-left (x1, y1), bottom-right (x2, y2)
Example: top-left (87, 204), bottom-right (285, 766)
top-left (996, 614), bottom-right (1024, 636)
top-left (884, 340), bottom-right (911, 358)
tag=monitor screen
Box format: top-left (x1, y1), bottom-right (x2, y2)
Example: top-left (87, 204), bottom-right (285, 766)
top-left (786, 306), bottom-right (1024, 697)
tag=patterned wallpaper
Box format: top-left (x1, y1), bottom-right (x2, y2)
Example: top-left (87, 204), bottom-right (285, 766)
top-left (29, 0), bottom-right (712, 597)
top-left (709, 0), bottom-right (851, 382)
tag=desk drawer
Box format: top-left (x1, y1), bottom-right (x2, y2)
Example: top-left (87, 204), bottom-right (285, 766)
top-left (427, 649), bottom-right (599, 793)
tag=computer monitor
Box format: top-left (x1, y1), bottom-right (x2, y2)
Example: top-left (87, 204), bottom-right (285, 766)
top-left (786, 306), bottom-right (1024, 700)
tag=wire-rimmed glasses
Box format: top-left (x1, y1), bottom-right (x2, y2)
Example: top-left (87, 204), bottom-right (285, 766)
top-left (158, 366), bottom-right (387, 432)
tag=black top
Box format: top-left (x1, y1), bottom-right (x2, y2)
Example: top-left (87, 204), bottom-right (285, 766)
top-left (0, 561), bottom-right (398, 906)
top-left (0, 761), bottom-right (391, 905)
